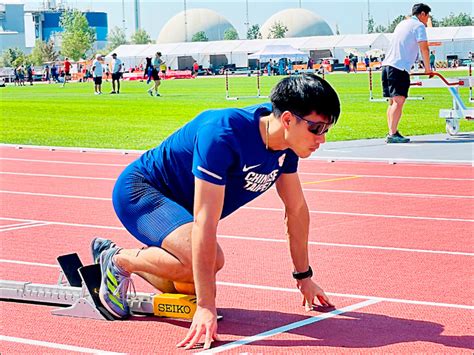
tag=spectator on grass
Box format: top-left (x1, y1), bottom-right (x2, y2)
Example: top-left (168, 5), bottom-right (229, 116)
top-left (192, 60), bottom-right (199, 77)
top-left (381, 2), bottom-right (432, 143)
top-left (17, 65), bottom-right (25, 86)
top-left (51, 63), bottom-right (58, 83)
top-left (44, 65), bottom-right (51, 83)
top-left (147, 52), bottom-right (164, 97)
top-left (429, 51), bottom-right (436, 71)
top-left (110, 53), bottom-right (123, 94)
top-left (62, 57), bottom-right (71, 87)
top-left (91, 54), bottom-right (104, 95)
top-left (344, 56), bottom-right (350, 73)
top-left (93, 73), bottom-right (339, 350)
top-left (144, 57), bottom-right (153, 84)
top-left (13, 67), bottom-right (19, 86)
top-left (27, 65), bottom-right (33, 85)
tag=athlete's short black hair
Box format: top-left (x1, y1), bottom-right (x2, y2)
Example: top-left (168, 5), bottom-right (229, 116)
top-left (270, 73), bottom-right (340, 125)
top-left (412, 3), bottom-right (431, 15)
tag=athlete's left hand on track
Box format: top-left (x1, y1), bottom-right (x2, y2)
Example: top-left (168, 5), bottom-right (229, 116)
top-left (176, 306), bottom-right (219, 350)
top-left (297, 278), bottom-right (334, 311)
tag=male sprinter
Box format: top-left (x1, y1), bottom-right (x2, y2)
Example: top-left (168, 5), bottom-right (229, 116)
top-left (381, 3), bottom-right (432, 143)
top-left (94, 74), bottom-right (340, 350)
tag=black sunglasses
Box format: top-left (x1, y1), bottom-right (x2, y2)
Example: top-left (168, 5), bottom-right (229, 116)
top-left (293, 113), bottom-right (332, 136)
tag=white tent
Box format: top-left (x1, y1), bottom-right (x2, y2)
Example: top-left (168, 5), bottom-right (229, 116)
top-left (248, 45), bottom-right (308, 61)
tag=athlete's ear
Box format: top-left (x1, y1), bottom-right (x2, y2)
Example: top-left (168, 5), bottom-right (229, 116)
top-left (280, 111), bottom-right (292, 128)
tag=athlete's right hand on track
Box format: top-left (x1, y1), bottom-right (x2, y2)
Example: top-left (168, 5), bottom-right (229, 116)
top-left (176, 305), bottom-right (219, 350)
top-left (297, 278), bottom-right (334, 311)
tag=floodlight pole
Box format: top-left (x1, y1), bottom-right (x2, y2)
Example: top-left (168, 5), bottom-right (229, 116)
top-left (121, 0), bottom-right (126, 32)
top-left (184, 0), bottom-right (188, 42)
top-left (245, 0), bottom-right (249, 35)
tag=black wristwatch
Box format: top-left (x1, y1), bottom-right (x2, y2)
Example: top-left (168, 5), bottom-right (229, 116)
top-left (292, 266), bottom-right (313, 280)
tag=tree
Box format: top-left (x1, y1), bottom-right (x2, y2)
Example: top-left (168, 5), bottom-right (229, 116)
top-left (30, 39), bottom-right (58, 65)
top-left (386, 15), bottom-right (406, 33)
top-left (223, 28), bottom-right (239, 40)
top-left (192, 31), bottom-right (208, 42)
top-left (59, 9), bottom-right (95, 60)
top-left (374, 24), bottom-right (387, 33)
top-left (367, 17), bottom-right (375, 34)
top-left (0, 47), bottom-right (25, 67)
top-left (267, 21), bottom-right (288, 39)
top-left (107, 26), bottom-right (127, 52)
top-left (439, 12), bottom-right (473, 26)
top-left (131, 28), bottom-right (152, 44)
top-left (247, 24), bottom-right (262, 40)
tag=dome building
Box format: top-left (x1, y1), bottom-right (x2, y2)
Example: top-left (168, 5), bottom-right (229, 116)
top-left (157, 8), bottom-right (237, 43)
top-left (261, 8), bottom-right (333, 39)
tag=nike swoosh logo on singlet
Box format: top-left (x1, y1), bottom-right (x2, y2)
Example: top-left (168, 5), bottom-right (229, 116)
top-left (242, 164), bottom-right (261, 172)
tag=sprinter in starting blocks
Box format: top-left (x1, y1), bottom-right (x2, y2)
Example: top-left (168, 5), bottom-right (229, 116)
top-left (410, 72), bottom-right (473, 135)
top-left (0, 252), bottom-right (221, 321)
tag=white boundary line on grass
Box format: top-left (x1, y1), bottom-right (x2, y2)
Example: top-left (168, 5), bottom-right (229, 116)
top-left (1, 190), bottom-right (473, 223)
top-left (198, 299), bottom-right (381, 354)
top-left (0, 216), bottom-right (472, 256)
top-left (0, 335), bottom-right (125, 354)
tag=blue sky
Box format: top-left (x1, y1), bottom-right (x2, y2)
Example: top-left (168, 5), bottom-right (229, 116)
top-left (18, 0), bottom-right (474, 40)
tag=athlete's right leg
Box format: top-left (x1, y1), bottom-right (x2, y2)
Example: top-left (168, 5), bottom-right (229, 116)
top-left (105, 163), bottom-right (224, 296)
top-left (114, 222), bottom-right (225, 295)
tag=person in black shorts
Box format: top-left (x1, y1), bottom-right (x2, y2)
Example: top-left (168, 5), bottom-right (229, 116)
top-left (147, 52), bottom-right (165, 96)
top-left (110, 53), bottom-right (123, 94)
top-left (381, 3), bottom-right (432, 143)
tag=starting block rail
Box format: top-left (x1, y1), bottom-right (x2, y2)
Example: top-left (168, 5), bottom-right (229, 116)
top-left (0, 253), bottom-right (222, 321)
top-left (410, 72), bottom-right (473, 136)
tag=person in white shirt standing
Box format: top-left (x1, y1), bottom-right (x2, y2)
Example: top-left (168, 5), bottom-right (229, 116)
top-left (92, 54), bottom-right (104, 95)
top-left (110, 53), bottom-right (123, 94)
top-left (381, 3), bottom-right (432, 143)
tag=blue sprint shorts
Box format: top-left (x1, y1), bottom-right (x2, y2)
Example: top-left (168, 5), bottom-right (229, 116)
top-left (112, 163), bottom-right (193, 247)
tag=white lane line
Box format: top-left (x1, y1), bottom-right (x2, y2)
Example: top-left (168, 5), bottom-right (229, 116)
top-left (244, 206), bottom-right (474, 223)
top-left (218, 235), bottom-right (474, 256)
top-left (299, 172), bottom-right (474, 181)
top-left (0, 335), bottom-right (125, 354)
top-left (0, 259), bottom-right (60, 268)
top-left (3, 172), bottom-right (471, 199)
top-left (217, 281), bottom-right (474, 310)
top-left (0, 157), bottom-right (126, 167)
top-left (0, 217), bottom-right (472, 256)
top-left (0, 217), bottom-right (123, 230)
top-left (302, 188), bottom-right (474, 199)
top-left (307, 156), bottom-right (473, 165)
top-left (1, 160), bottom-right (472, 181)
top-left (199, 299), bottom-right (381, 354)
top-left (0, 172), bottom-right (116, 181)
top-left (0, 190), bottom-right (110, 201)
top-left (0, 222), bottom-right (50, 233)
top-left (2, 259), bottom-right (473, 310)
top-left (0, 222), bottom-right (38, 229)
top-left (2, 190), bottom-right (472, 222)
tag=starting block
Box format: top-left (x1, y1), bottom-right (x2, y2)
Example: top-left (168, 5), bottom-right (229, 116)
top-left (0, 253), bottom-right (221, 321)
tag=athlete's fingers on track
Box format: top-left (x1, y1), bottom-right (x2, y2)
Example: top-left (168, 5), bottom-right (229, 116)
top-left (176, 326), bottom-right (196, 348)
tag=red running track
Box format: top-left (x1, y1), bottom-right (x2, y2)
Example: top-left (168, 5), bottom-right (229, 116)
top-left (0, 146), bottom-right (473, 354)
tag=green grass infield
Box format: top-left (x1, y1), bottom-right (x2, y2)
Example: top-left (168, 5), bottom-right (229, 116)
top-left (1, 70), bottom-right (472, 150)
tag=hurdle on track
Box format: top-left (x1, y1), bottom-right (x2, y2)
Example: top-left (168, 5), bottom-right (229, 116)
top-left (225, 69), bottom-right (268, 100)
top-left (368, 67), bottom-right (424, 102)
top-left (410, 71), bottom-right (473, 136)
